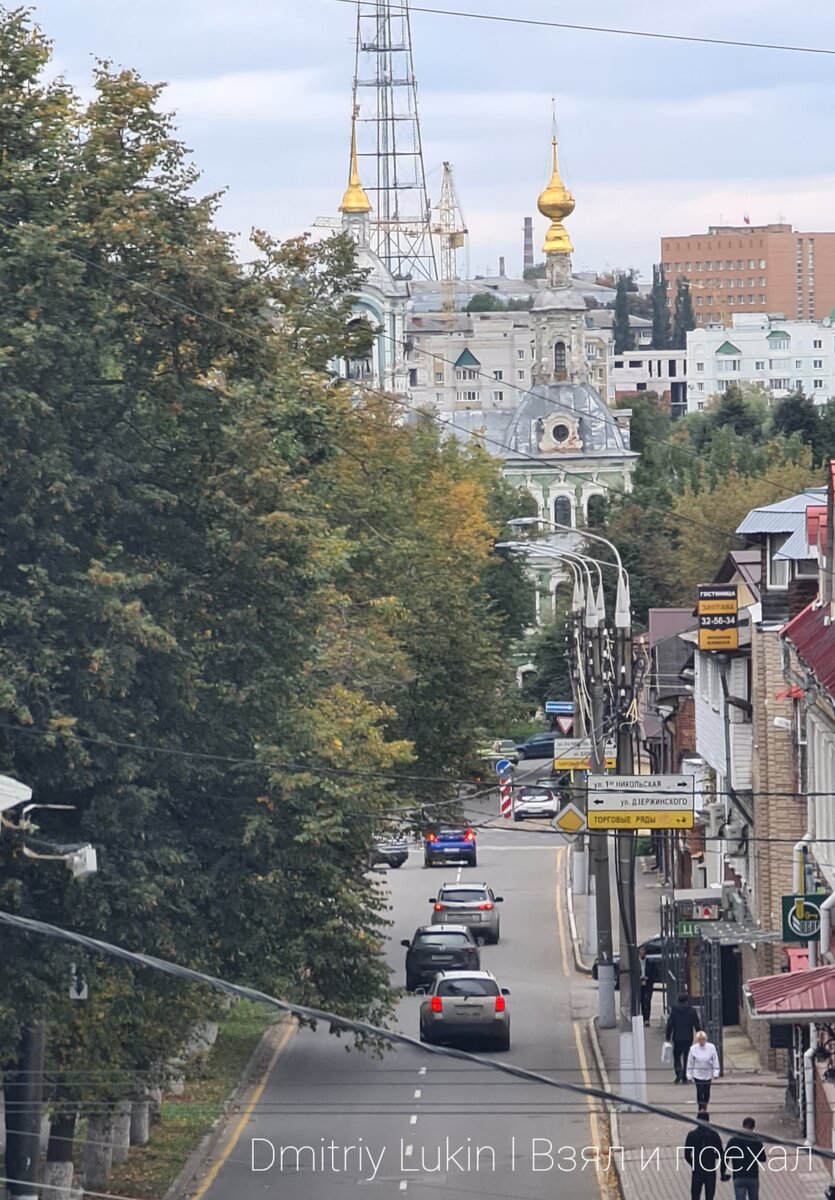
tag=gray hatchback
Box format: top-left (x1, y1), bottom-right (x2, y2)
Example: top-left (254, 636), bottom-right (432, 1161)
top-left (419, 970), bottom-right (510, 1050)
top-left (429, 882), bottom-right (503, 944)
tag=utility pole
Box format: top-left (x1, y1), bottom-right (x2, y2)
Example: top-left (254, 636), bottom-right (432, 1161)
top-left (569, 573), bottom-right (589, 896)
top-left (588, 580), bottom-right (616, 1028)
top-left (4, 1022), bottom-right (45, 1200)
top-left (613, 572), bottom-right (646, 1106)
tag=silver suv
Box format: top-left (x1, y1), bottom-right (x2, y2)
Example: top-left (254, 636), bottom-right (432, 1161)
top-left (419, 971), bottom-right (510, 1050)
top-left (429, 882), bottom-right (503, 944)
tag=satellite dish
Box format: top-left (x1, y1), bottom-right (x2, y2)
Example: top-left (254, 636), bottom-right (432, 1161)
top-left (0, 775), bottom-right (33, 814)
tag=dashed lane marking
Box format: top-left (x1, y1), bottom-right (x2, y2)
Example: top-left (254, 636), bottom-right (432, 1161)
top-left (414, 1088), bottom-right (422, 1098)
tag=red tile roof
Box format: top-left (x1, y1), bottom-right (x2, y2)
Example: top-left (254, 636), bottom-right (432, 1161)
top-left (807, 505), bottom-right (826, 548)
top-left (747, 964), bottom-right (835, 1016)
top-left (782, 601), bottom-right (835, 697)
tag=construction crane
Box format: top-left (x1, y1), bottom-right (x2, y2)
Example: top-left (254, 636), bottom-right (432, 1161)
top-left (431, 162), bottom-right (468, 314)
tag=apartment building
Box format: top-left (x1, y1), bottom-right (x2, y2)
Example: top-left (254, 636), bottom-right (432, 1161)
top-left (686, 313), bottom-right (835, 412)
top-left (661, 223), bottom-right (835, 326)
top-left (609, 348), bottom-right (688, 416)
top-left (406, 311), bottom-right (535, 412)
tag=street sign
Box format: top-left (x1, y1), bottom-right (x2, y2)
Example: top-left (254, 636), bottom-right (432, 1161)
top-left (585, 774), bottom-right (696, 830)
top-left (553, 738), bottom-right (616, 771)
top-left (546, 700), bottom-right (574, 715)
top-left (553, 802), bottom-right (586, 837)
top-left (0, 774), bottom-right (32, 815)
top-left (677, 917), bottom-right (718, 938)
top-left (495, 758), bottom-right (512, 775)
top-left (499, 779), bottom-right (513, 820)
top-left (697, 584), bottom-right (739, 652)
top-left (555, 715), bottom-right (574, 735)
top-left (782, 893), bottom-right (826, 942)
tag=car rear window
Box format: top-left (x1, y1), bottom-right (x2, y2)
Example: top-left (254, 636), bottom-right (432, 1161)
top-left (437, 978), bottom-right (499, 997)
top-left (438, 888), bottom-right (488, 903)
top-left (413, 932), bottom-right (472, 948)
top-left (520, 787), bottom-right (552, 798)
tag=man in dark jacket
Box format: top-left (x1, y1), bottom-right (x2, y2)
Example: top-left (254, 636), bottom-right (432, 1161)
top-left (666, 991), bottom-right (700, 1082)
top-left (639, 946), bottom-right (660, 1025)
top-left (684, 1112), bottom-right (727, 1200)
top-left (724, 1116), bottom-right (765, 1200)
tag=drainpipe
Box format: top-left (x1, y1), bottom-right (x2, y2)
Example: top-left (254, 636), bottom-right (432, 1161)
top-left (820, 890), bottom-right (835, 964)
top-left (804, 1035), bottom-right (816, 1145)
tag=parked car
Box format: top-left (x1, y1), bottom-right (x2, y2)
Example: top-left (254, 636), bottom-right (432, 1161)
top-left (419, 970), bottom-right (511, 1050)
top-left (513, 783), bottom-right (559, 821)
top-left (401, 925), bottom-right (480, 992)
top-left (515, 730), bottom-right (556, 760)
top-left (429, 881), bottom-right (503, 943)
top-left (477, 739), bottom-right (519, 766)
top-left (423, 825), bottom-right (477, 868)
top-left (371, 832), bottom-right (409, 869)
top-left (592, 937), bottom-right (664, 985)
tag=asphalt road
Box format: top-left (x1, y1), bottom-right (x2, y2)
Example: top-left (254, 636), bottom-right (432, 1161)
top-left (197, 767), bottom-right (606, 1200)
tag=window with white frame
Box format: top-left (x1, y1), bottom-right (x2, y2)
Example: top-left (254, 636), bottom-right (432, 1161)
top-left (492, 390), bottom-right (504, 403)
top-left (814, 379), bottom-right (825, 389)
top-left (517, 369), bottom-right (526, 380)
top-left (717, 358), bottom-right (741, 372)
top-left (795, 703), bottom-right (808, 794)
top-left (755, 360), bottom-right (766, 370)
top-left (770, 378), bottom-right (791, 391)
top-left (456, 368), bottom-right (478, 380)
top-left (456, 390), bottom-right (480, 402)
top-left (435, 371), bottom-right (444, 383)
top-left (517, 349), bottom-right (525, 359)
top-left (767, 533), bottom-right (790, 589)
top-left (814, 339), bottom-right (823, 349)
top-left (814, 359), bottom-right (823, 369)
top-left (697, 362), bottom-right (705, 372)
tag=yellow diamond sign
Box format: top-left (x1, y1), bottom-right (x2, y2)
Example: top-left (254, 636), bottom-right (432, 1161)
top-left (554, 802), bottom-right (586, 835)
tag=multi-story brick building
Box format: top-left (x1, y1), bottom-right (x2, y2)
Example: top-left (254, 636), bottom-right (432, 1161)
top-left (660, 223), bottom-right (835, 326)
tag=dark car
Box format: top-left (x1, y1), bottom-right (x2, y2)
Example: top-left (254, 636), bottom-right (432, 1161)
top-left (592, 937), bottom-right (664, 986)
top-left (401, 925), bottom-right (480, 992)
top-left (515, 731), bottom-right (556, 760)
top-left (371, 832), bottom-right (409, 869)
top-left (423, 825), bottom-right (477, 868)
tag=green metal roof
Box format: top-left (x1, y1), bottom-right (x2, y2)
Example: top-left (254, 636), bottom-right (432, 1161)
top-left (715, 340), bottom-right (741, 355)
top-left (455, 347), bottom-right (481, 367)
top-left (767, 330), bottom-right (789, 340)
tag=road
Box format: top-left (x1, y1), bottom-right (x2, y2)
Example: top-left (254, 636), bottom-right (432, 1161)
top-left (196, 766), bottom-right (606, 1200)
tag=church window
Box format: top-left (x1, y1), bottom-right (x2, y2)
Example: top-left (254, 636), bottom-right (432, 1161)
top-left (554, 341), bottom-right (567, 380)
top-left (553, 496), bottom-right (572, 527)
top-left (409, 369), bottom-right (418, 387)
top-left (586, 494), bottom-right (606, 526)
top-left (552, 423), bottom-right (570, 443)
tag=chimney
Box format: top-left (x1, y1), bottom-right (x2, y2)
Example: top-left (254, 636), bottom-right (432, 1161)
top-left (523, 217), bottom-right (534, 272)
top-left (498, 256), bottom-right (506, 278)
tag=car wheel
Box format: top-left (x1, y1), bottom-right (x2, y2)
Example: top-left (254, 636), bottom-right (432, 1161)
top-left (513, 813), bottom-right (522, 822)
top-left (467, 855), bottom-right (477, 868)
top-left (517, 749), bottom-right (526, 760)
top-left (494, 1030), bottom-right (510, 1052)
top-left (423, 858), bottom-right (432, 869)
top-left (391, 859), bottom-right (403, 869)
top-left (406, 976), bottom-right (418, 993)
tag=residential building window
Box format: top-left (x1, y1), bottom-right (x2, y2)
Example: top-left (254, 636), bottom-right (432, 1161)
top-left (759, 295), bottom-right (766, 303)
top-left (716, 262), bottom-right (723, 271)
top-left (685, 262), bottom-right (692, 271)
top-left (727, 279), bottom-right (734, 288)
top-left (717, 379), bottom-right (729, 391)
top-left (614, 360), bottom-right (624, 369)
top-left (814, 379), bottom-right (825, 389)
top-left (748, 278), bottom-right (755, 287)
top-left (675, 262), bottom-right (681, 271)
top-left (796, 380), bottom-right (803, 391)
top-left (696, 261), bottom-right (702, 270)
top-left (696, 362), bottom-right (705, 372)
top-left (748, 259), bottom-right (756, 269)
top-left (726, 260), bottom-right (733, 269)
top-left (696, 296), bottom-right (703, 306)
top-left (728, 297), bottom-right (735, 305)
top-left (456, 368), bottom-right (478, 380)
top-left (553, 496), bottom-right (572, 527)
top-left (759, 277), bottom-right (767, 286)
top-left (759, 259), bottom-right (766, 268)
top-left (795, 360), bottom-right (803, 369)
top-left (795, 703), bottom-right (808, 794)
top-left (492, 390), bottom-right (504, 403)
top-left (705, 260), bottom-right (713, 269)
top-left (408, 368), bottom-right (418, 387)
top-left (707, 297), bottom-right (713, 306)
top-left (697, 381), bottom-right (705, 391)
top-left (517, 349), bottom-right (525, 359)
top-left (628, 360), bottom-right (642, 368)
top-left (814, 339), bottom-right (823, 349)
top-left (755, 360), bottom-right (766, 370)
top-left (769, 378), bottom-right (791, 390)
top-left (770, 338), bottom-right (790, 350)
top-left (435, 392), bottom-right (444, 405)
top-left (717, 359), bottom-right (740, 372)
top-left (767, 533), bottom-right (790, 589)
top-left (814, 359), bottom-right (823, 369)
top-left (697, 400), bottom-right (705, 410)
top-left (456, 390), bottom-right (480, 402)
top-left (493, 370), bottom-right (503, 380)
top-left (748, 295), bottom-right (754, 304)
top-left (434, 371), bottom-right (444, 383)
top-left (517, 370), bottom-right (526, 380)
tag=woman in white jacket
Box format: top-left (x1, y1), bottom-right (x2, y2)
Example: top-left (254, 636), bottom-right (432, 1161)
top-left (686, 1030), bottom-right (720, 1111)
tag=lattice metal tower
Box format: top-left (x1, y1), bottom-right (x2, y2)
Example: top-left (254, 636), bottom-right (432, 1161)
top-left (353, 0), bottom-right (437, 280)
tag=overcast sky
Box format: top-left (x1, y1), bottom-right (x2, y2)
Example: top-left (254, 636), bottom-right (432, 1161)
top-left (30, 1), bottom-right (835, 280)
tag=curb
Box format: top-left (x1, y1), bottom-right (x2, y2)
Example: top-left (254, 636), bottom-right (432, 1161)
top-left (162, 1017), bottom-right (295, 1200)
top-left (586, 1016), bottom-right (626, 1200)
top-left (565, 856), bottom-right (593, 976)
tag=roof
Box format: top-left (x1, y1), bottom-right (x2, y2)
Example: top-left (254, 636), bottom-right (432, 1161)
top-left (504, 381), bottom-right (635, 459)
top-left (584, 310), bottom-right (652, 330)
top-left (767, 329), bottom-right (789, 339)
top-left (782, 601), bottom-right (835, 696)
top-left (729, 549), bottom-right (762, 595)
top-left (715, 340), bottom-right (741, 355)
top-left (454, 347), bottom-right (481, 368)
top-left (745, 964), bottom-right (835, 1018)
top-left (774, 523), bottom-right (819, 562)
top-left (736, 488), bottom-right (826, 536)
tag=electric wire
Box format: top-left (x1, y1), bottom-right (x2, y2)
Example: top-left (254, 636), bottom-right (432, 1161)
top-left (0, 908), bottom-right (832, 1163)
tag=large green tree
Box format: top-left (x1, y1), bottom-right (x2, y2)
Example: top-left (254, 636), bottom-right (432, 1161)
top-left (672, 277), bottom-right (696, 348)
top-left (612, 274), bottom-right (634, 354)
top-left (651, 263), bottom-right (671, 349)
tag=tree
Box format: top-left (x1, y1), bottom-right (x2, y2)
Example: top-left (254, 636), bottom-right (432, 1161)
top-left (522, 603), bottom-right (573, 710)
top-left (612, 274), bottom-right (634, 354)
top-left (466, 291), bottom-right (504, 312)
top-left (773, 387), bottom-right (821, 450)
top-left (672, 277), bottom-right (696, 348)
top-left (651, 263), bottom-right (671, 349)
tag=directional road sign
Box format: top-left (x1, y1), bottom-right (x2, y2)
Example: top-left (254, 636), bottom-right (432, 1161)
top-left (545, 700), bottom-right (574, 715)
top-left (553, 738), bottom-right (616, 771)
top-left (495, 758), bottom-right (513, 776)
top-left (585, 774), bottom-right (696, 830)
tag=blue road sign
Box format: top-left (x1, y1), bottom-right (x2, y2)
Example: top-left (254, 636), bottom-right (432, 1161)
top-left (495, 758), bottom-right (512, 775)
top-left (546, 701), bottom-right (574, 715)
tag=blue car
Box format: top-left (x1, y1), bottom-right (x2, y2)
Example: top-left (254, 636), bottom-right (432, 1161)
top-left (423, 825), bottom-right (477, 869)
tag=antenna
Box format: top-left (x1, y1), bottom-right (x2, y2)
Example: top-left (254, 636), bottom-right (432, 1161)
top-left (353, 0), bottom-right (437, 280)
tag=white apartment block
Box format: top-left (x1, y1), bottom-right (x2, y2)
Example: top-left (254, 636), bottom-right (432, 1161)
top-left (686, 313), bottom-right (835, 413)
top-left (406, 312), bottom-right (535, 412)
top-left (608, 348), bottom-right (688, 416)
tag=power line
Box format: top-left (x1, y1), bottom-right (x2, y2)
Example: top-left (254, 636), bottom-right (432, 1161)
top-left (1, 908), bottom-right (832, 1163)
top-left (319, 0), bottom-right (835, 58)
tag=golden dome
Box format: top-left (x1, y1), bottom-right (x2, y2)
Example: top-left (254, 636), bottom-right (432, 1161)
top-left (537, 136), bottom-right (574, 255)
top-left (339, 110), bottom-right (371, 215)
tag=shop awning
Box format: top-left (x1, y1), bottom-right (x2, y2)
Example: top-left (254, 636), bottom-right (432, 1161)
top-left (744, 964), bottom-right (835, 1021)
top-left (699, 920), bottom-right (781, 946)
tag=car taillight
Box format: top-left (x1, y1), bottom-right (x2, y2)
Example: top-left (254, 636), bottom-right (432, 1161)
top-left (464, 829), bottom-right (474, 841)
top-left (425, 832), bottom-right (437, 842)
top-left (495, 996), bottom-right (506, 1013)
top-left (478, 902), bottom-right (493, 910)
top-left (434, 903), bottom-right (444, 911)
top-left (431, 996), bottom-right (443, 1012)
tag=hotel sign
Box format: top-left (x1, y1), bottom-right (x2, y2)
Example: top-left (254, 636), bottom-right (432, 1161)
top-left (697, 584), bottom-right (739, 652)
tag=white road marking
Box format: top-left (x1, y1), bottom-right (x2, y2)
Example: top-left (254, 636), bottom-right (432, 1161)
top-left (414, 1088), bottom-right (422, 1098)
top-left (418, 1067), bottom-right (427, 1076)
top-left (400, 1182), bottom-right (408, 1191)
top-left (404, 1144), bottom-right (414, 1157)
top-left (410, 1114), bottom-right (418, 1125)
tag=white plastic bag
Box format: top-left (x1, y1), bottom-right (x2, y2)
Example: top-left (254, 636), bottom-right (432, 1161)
top-left (661, 1040), bottom-right (673, 1065)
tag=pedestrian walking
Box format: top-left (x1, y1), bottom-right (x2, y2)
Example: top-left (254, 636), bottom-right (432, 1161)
top-left (665, 992), bottom-right (700, 1083)
top-left (639, 946), bottom-right (660, 1026)
top-left (684, 1112), bottom-right (728, 1200)
top-left (724, 1116), bottom-right (766, 1200)
top-left (687, 1030), bottom-right (720, 1111)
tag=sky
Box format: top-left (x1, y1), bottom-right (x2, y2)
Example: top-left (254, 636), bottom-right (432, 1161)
top-left (28, 0), bottom-right (835, 281)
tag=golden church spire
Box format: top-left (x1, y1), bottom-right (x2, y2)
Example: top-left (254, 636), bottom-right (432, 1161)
top-left (537, 135), bottom-right (575, 255)
top-left (339, 106), bottom-right (372, 215)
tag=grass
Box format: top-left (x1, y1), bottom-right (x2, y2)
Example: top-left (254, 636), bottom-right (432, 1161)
top-left (107, 1000), bottom-right (279, 1200)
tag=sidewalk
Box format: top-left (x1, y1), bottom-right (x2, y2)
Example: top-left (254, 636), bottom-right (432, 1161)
top-left (569, 853), bottom-right (832, 1200)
